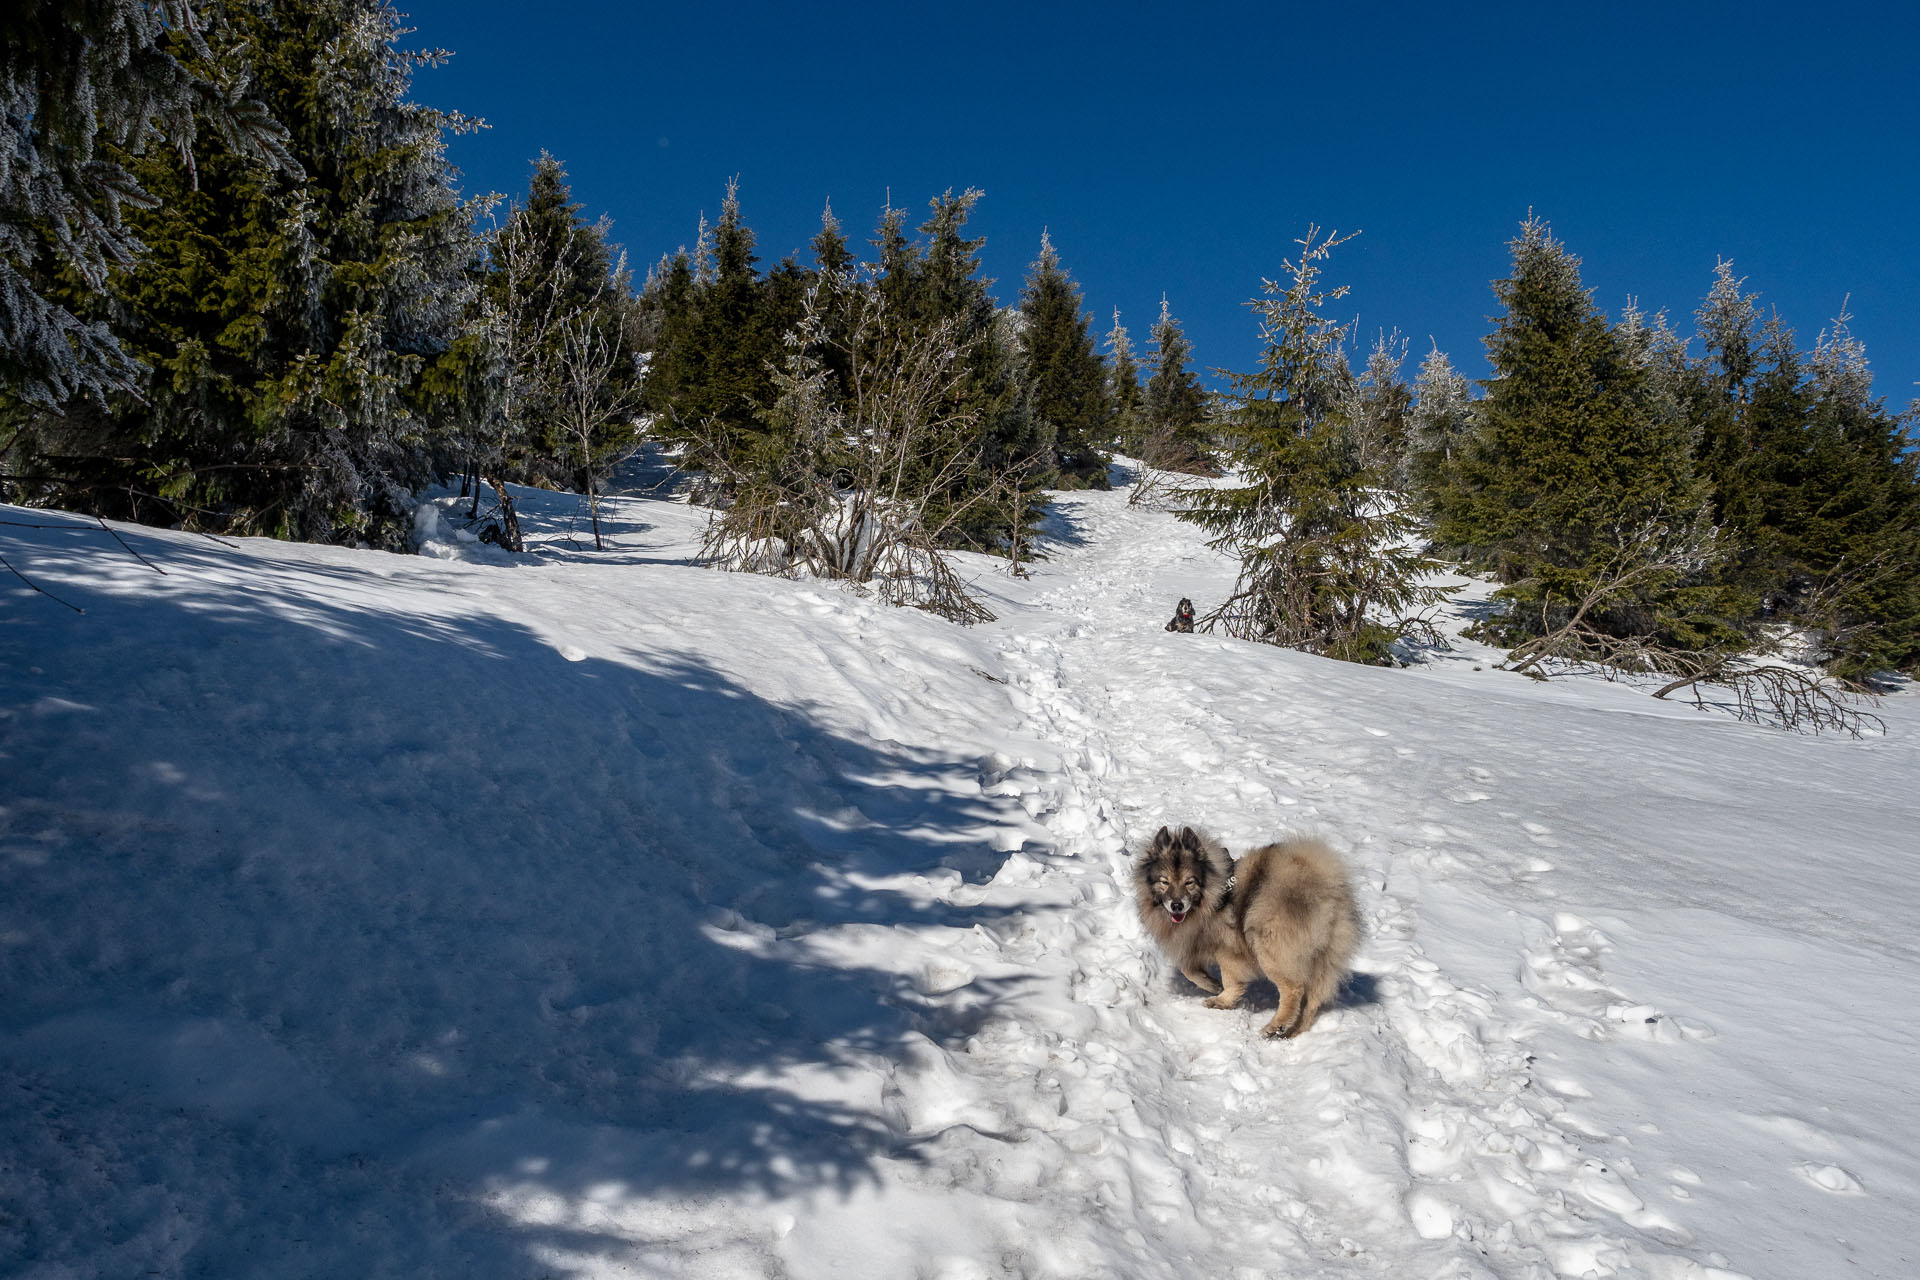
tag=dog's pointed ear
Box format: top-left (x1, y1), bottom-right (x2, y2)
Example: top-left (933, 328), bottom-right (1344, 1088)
top-left (1145, 825), bottom-right (1172, 854)
top-left (1177, 825), bottom-right (1200, 850)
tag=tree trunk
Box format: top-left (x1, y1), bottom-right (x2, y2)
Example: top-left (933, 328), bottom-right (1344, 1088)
top-left (484, 475), bottom-right (524, 552)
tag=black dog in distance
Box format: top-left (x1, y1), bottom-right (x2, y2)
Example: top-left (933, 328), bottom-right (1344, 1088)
top-left (1165, 598), bottom-right (1196, 633)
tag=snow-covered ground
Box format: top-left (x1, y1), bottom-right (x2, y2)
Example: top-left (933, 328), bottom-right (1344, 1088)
top-left (4, 471), bottom-right (1915, 1279)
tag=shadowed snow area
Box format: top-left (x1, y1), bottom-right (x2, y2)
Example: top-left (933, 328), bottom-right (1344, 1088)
top-left (3, 474), bottom-right (1916, 1279)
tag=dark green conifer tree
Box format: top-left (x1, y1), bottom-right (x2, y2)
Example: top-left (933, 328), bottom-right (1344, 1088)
top-left (903, 189), bottom-right (1043, 554)
top-left (643, 180), bottom-right (796, 475)
top-left (1681, 261), bottom-right (1772, 599)
top-left (810, 201), bottom-right (854, 275)
top-left (1792, 317), bottom-right (1920, 674)
top-left (870, 203), bottom-right (916, 317)
top-left (1433, 217), bottom-right (1731, 651)
top-left (1139, 297), bottom-right (1212, 472)
top-left (697, 178), bottom-right (777, 461)
top-left (1017, 232), bottom-right (1111, 489)
top-left (1178, 229), bottom-right (1448, 663)
top-left (1104, 308), bottom-right (1144, 451)
top-left (805, 203), bottom-right (858, 398)
top-left (637, 246), bottom-right (694, 419)
top-left (1688, 266), bottom-right (1918, 674)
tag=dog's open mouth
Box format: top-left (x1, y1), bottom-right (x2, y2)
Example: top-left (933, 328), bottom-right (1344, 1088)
top-left (1167, 909), bottom-right (1188, 924)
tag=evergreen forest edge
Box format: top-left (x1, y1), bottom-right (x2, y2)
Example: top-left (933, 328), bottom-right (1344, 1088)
top-left (4, 1), bottom-right (1916, 690)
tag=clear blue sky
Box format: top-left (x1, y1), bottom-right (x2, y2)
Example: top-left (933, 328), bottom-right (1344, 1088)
top-left (400, 0), bottom-right (1919, 406)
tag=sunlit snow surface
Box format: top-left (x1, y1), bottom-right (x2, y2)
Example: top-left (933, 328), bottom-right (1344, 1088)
top-left (3, 468), bottom-right (1916, 1279)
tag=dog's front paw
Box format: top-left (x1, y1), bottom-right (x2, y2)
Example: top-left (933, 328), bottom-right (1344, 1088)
top-left (1261, 1018), bottom-right (1301, 1039)
top-left (1202, 994), bottom-right (1238, 1010)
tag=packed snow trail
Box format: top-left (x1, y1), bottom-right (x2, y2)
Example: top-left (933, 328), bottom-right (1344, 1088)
top-left (3, 478), bottom-right (1916, 1279)
top-left (970, 490), bottom-right (1721, 1279)
top-left (930, 476), bottom-right (1916, 1279)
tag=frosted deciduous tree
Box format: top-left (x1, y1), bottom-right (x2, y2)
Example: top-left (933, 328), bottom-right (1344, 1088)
top-left (700, 266), bottom-right (998, 624)
top-left (552, 301), bottom-right (645, 550)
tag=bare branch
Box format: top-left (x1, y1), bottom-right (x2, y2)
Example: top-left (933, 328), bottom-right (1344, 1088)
top-left (697, 269), bottom-right (997, 624)
top-left (1, 552), bottom-right (84, 612)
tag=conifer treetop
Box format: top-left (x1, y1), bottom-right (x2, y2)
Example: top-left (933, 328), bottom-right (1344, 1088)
top-left (1697, 257), bottom-right (1762, 391)
top-left (812, 200), bottom-right (853, 275)
top-left (1811, 301), bottom-right (1874, 406)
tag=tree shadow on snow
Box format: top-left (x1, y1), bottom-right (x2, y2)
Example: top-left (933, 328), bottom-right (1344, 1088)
top-left (0, 519), bottom-right (1047, 1277)
top-left (1035, 498), bottom-right (1092, 550)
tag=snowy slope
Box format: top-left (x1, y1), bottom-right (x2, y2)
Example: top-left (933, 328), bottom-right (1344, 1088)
top-left (2, 475), bottom-right (1915, 1280)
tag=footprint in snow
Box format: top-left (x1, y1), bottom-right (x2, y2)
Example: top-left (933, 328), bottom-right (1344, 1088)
top-left (915, 959), bottom-right (975, 996)
top-left (1795, 1162), bottom-right (1864, 1193)
top-left (1519, 915), bottom-right (1715, 1043)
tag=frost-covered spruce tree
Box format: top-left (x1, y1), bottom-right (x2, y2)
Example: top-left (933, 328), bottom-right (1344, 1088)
top-left (1177, 227), bottom-right (1450, 664)
top-left (1688, 264), bottom-right (1919, 673)
top-left (1346, 331), bottom-right (1411, 481)
top-left (0, 0), bottom-right (294, 411)
top-left (14, 0), bottom-right (484, 544)
top-left (802, 203), bottom-right (860, 400)
top-left (1139, 296), bottom-right (1212, 473)
top-left (1403, 345), bottom-right (1476, 503)
top-left (1689, 259), bottom-right (1773, 589)
top-left (1017, 231), bottom-right (1112, 489)
top-left (1104, 308), bottom-right (1143, 450)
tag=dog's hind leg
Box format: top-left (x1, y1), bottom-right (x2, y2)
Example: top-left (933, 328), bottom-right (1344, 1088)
top-left (1287, 949), bottom-right (1345, 1038)
top-left (1261, 978), bottom-right (1307, 1038)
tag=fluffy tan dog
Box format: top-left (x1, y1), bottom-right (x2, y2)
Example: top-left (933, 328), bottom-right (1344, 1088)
top-left (1134, 825), bottom-right (1361, 1038)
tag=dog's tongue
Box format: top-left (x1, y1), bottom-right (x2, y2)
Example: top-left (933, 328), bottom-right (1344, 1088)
top-left (1168, 910), bottom-right (1187, 924)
